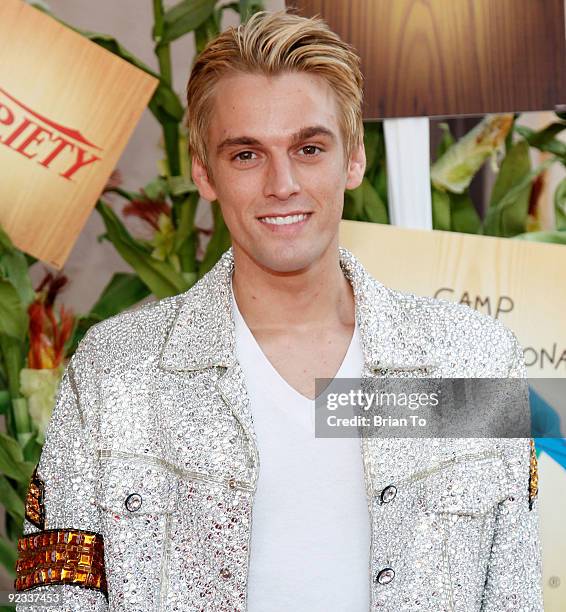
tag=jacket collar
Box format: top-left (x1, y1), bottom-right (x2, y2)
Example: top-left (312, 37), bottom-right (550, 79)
top-left (159, 246), bottom-right (437, 373)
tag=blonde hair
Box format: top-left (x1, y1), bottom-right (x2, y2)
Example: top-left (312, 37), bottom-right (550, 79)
top-left (185, 9), bottom-right (364, 177)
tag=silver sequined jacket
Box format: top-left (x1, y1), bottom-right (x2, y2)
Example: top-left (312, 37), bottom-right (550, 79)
top-left (15, 246), bottom-right (543, 611)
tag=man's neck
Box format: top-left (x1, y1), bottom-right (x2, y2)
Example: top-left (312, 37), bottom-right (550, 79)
top-left (230, 244), bottom-right (355, 334)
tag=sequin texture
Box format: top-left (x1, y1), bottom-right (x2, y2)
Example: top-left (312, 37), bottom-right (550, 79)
top-left (14, 246), bottom-right (543, 611)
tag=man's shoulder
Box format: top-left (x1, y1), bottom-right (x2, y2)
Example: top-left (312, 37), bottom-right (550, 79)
top-left (373, 275), bottom-right (509, 332)
top-left (371, 277), bottom-right (519, 372)
top-left (74, 290), bottom-right (188, 368)
top-left (91, 292), bottom-right (181, 337)
top-left (349, 250), bottom-right (513, 348)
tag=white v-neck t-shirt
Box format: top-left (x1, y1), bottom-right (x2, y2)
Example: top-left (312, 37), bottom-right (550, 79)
top-left (230, 280), bottom-right (371, 611)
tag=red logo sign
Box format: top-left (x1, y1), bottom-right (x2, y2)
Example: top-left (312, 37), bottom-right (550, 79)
top-left (0, 87), bottom-right (103, 181)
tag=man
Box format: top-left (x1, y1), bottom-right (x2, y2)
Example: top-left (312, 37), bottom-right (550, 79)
top-left (15, 9), bottom-right (542, 611)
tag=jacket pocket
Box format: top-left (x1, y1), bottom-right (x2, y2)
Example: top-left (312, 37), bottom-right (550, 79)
top-left (95, 453), bottom-right (178, 516)
top-left (93, 451), bottom-right (178, 611)
top-left (418, 453), bottom-right (512, 611)
top-left (420, 452), bottom-right (512, 517)
top-left (372, 451), bottom-right (511, 611)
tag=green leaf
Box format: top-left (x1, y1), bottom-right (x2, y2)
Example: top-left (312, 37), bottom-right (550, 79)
top-left (0, 335), bottom-right (25, 399)
top-left (206, 0), bottom-right (263, 29)
top-left (450, 192), bottom-right (482, 234)
top-left (362, 180), bottom-right (388, 224)
top-left (10, 397), bottom-right (31, 443)
top-left (435, 122), bottom-right (455, 159)
top-left (363, 122), bottom-right (382, 171)
top-left (24, 253), bottom-right (37, 267)
top-left (0, 281), bottom-right (27, 341)
top-left (0, 433), bottom-right (34, 483)
top-left (515, 123), bottom-right (566, 161)
top-left (237, 0), bottom-right (263, 20)
top-left (21, 435), bottom-right (42, 465)
top-left (554, 177), bottom-right (566, 230)
top-left (343, 192), bottom-right (363, 220)
top-left (513, 230), bottom-right (566, 244)
top-left (484, 140), bottom-right (531, 237)
top-left (0, 433), bottom-right (22, 464)
top-left (373, 165), bottom-right (388, 208)
top-left (364, 122), bottom-right (386, 187)
top-left (343, 178), bottom-right (388, 224)
top-left (431, 114), bottom-right (513, 194)
top-left (148, 86), bottom-right (185, 124)
top-left (198, 202), bottom-right (232, 278)
top-left (489, 140), bottom-right (531, 209)
top-left (167, 176), bottom-right (198, 197)
top-left (89, 273), bottom-right (151, 320)
top-left (0, 226), bottom-right (34, 308)
top-left (143, 177), bottom-right (169, 201)
top-left (0, 536), bottom-right (17, 578)
top-left (484, 148), bottom-right (556, 237)
top-left (431, 188), bottom-right (451, 231)
top-left (195, 12), bottom-right (221, 54)
top-left (239, 0), bottom-right (252, 19)
top-left (96, 201), bottom-right (190, 299)
top-left (174, 193), bottom-right (198, 247)
top-left (0, 390), bottom-right (10, 415)
top-left (161, 0), bottom-right (216, 45)
top-left (172, 193), bottom-right (199, 275)
top-left (0, 476), bottom-right (24, 524)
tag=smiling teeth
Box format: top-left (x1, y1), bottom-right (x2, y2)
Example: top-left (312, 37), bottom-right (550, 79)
top-left (260, 213), bottom-right (308, 225)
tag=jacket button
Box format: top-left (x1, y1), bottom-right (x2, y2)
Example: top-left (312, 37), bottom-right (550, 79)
top-left (380, 485), bottom-right (397, 504)
top-left (375, 567), bottom-right (395, 585)
top-left (220, 567), bottom-right (232, 579)
top-left (228, 478), bottom-right (237, 489)
top-left (124, 493), bottom-right (142, 512)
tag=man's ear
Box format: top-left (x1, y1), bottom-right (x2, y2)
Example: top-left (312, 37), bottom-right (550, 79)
top-left (345, 141), bottom-right (366, 191)
top-left (191, 155), bottom-right (219, 202)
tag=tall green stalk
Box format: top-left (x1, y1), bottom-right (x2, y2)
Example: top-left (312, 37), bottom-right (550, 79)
top-left (153, 0), bottom-right (180, 177)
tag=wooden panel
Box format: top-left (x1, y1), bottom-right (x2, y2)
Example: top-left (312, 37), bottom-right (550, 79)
top-left (0, 0), bottom-right (158, 267)
top-left (339, 219), bottom-right (566, 377)
top-left (286, 0), bottom-right (566, 118)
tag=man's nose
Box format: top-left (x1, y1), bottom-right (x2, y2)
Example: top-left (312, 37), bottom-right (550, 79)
top-left (263, 154), bottom-right (300, 200)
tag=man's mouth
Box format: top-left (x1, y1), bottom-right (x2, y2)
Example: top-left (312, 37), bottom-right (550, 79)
top-left (257, 212), bottom-right (312, 226)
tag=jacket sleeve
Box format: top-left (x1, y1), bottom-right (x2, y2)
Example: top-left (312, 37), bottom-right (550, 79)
top-left (480, 329), bottom-right (544, 611)
top-left (14, 328), bottom-right (109, 611)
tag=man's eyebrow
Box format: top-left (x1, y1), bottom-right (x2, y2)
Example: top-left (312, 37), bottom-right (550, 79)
top-left (216, 125), bottom-right (337, 155)
top-left (290, 125), bottom-right (337, 145)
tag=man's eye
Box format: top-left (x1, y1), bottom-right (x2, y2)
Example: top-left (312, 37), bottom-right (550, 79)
top-left (233, 151), bottom-right (257, 162)
top-left (299, 145), bottom-right (322, 156)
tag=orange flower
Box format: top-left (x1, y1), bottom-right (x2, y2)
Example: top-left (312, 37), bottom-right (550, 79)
top-left (27, 272), bottom-right (74, 370)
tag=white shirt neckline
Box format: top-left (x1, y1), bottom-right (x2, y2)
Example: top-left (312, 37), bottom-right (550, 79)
top-left (230, 278), bottom-right (359, 403)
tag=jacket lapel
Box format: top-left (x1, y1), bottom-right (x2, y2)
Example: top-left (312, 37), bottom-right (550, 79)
top-left (158, 249), bottom-right (257, 484)
top-left (159, 245), bottom-right (439, 373)
top-left (337, 247), bottom-right (439, 374)
top-left (158, 246), bottom-right (439, 489)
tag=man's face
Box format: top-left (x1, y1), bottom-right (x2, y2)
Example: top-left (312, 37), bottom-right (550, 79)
top-left (191, 71), bottom-right (365, 273)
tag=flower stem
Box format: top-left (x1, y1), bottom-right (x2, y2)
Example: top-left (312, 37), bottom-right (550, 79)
top-left (153, 0), bottom-right (181, 177)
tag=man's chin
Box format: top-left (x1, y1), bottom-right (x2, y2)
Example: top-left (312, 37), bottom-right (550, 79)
top-left (251, 246), bottom-right (327, 275)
